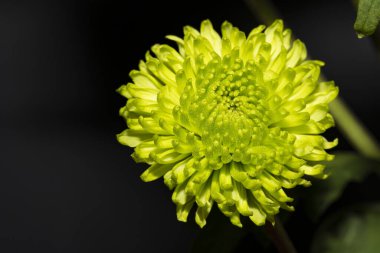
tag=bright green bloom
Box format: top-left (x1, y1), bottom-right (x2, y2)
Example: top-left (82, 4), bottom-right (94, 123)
top-left (117, 20), bottom-right (338, 228)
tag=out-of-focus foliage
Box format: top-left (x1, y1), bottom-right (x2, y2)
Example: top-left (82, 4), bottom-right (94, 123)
top-left (311, 204), bottom-right (380, 253)
top-left (301, 152), bottom-right (380, 220)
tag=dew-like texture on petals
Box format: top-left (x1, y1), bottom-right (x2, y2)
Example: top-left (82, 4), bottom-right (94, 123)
top-left (117, 20), bottom-right (338, 228)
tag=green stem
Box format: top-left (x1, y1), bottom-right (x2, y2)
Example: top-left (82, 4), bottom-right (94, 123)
top-left (244, 0), bottom-right (280, 25)
top-left (264, 218), bottom-right (298, 253)
top-left (244, 0), bottom-right (380, 160)
top-left (329, 98), bottom-right (380, 159)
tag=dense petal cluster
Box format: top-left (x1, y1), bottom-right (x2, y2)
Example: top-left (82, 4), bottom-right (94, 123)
top-left (117, 20), bottom-right (338, 227)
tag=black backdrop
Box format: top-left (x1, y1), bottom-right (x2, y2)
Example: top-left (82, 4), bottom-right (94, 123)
top-left (1, 0), bottom-right (380, 252)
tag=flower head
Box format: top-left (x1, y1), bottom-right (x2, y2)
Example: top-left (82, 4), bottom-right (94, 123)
top-left (117, 20), bottom-right (338, 228)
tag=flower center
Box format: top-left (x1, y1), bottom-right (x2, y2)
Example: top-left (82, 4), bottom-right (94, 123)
top-left (175, 56), bottom-right (278, 165)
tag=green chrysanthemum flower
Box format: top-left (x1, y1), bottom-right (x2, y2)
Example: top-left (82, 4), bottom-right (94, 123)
top-left (117, 19), bottom-right (338, 228)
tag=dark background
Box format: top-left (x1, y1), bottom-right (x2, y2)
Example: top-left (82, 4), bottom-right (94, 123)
top-left (1, 0), bottom-right (380, 252)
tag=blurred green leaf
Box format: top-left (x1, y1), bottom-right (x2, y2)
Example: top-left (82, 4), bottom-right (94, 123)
top-left (302, 152), bottom-right (380, 221)
top-left (354, 0), bottom-right (380, 38)
top-left (311, 203), bottom-right (380, 253)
